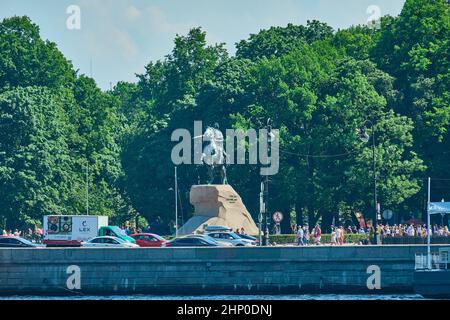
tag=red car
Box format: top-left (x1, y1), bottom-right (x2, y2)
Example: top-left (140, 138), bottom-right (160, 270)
top-left (131, 233), bottom-right (167, 247)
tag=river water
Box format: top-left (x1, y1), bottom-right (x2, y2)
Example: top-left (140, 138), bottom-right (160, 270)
top-left (0, 294), bottom-right (427, 300)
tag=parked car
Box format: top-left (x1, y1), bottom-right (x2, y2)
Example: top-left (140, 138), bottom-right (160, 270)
top-left (81, 236), bottom-right (139, 248)
top-left (131, 233), bottom-right (168, 247)
top-left (0, 236), bottom-right (43, 248)
top-left (237, 233), bottom-right (257, 241)
top-left (206, 232), bottom-right (256, 246)
top-left (186, 234), bottom-right (233, 247)
top-left (162, 236), bottom-right (220, 247)
top-left (204, 225), bottom-right (232, 232)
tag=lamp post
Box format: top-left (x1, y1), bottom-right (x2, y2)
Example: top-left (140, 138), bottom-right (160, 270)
top-left (174, 166), bottom-right (178, 238)
top-left (84, 162), bottom-right (89, 216)
top-left (261, 119), bottom-right (274, 246)
top-left (359, 120), bottom-right (379, 245)
top-left (259, 182), bottom-right (264, 247)
top-left (427, 177), bottom-right (431, 269)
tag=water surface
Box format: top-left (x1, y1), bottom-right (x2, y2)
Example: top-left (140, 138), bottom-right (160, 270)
top-left (0, 294), bottom-right (426, 300)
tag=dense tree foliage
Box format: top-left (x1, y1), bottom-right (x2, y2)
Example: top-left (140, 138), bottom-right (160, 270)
top-left (0, 16), bottom-right (75, 92)
top-left (0, 16), bottom-right (133, 229)
top-left (0, 0), bottom-right (448, 233)
top-left (0, 87), bottom-right (74, 226)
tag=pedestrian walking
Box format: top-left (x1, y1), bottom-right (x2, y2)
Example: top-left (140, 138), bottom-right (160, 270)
top-left (304, 226), bottom-right (310, 245)
top-left (313, 224), bottom-right (321, 244)
top-left (331, 227), bottom-right (337, 245)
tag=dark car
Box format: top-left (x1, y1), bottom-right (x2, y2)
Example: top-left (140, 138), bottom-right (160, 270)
top-left (186, 234), bottom-right (233, 247)
top-left (162, 236), bottom-right (219, 247)
top-left (0, 236), bottom-right (42, 248)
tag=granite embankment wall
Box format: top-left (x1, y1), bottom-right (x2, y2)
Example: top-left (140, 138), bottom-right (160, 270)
top-left (0, 245), bottom-right (445, 295)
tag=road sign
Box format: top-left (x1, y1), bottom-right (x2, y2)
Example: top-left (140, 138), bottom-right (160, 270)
top-left (272, 211), bottom-right (283, 223)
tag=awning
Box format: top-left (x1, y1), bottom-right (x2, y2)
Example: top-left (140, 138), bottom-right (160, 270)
top-left (428, 202), bottom-right (450, 214)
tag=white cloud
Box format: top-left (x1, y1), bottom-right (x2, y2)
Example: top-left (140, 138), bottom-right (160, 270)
top-left (145, 5), bottom-right (191, 36)
top-left (125, 5), bottom-right (141, 22)
top-left (111, 27), bottom-right (138, 57)
top-left (74, 0), bottom-right (139, 60)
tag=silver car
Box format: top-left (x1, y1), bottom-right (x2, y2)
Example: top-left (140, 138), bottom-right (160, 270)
top-left (206, 232), bottom-right (256, 246)
top-left (82, 236), bottom-right (139, 248)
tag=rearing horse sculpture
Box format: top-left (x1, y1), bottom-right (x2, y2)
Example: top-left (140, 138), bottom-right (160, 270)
top-left (201, 125), bottom-right (228, 185)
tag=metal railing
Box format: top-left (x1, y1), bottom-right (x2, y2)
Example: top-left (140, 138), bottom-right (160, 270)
top-left (382, 235), bottom-right (450, 245)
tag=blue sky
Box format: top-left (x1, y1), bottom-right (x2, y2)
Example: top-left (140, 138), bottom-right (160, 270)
top-left (0, 0), bottom-right (405, 90)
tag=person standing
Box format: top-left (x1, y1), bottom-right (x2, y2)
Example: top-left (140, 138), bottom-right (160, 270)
top-left (339, 226), bottom-right (345, 245)
top-left (303, 226), bottom-right (309, 246)
top-left (331, 227), bottom-right (337, 245)
top-left (313, 224), bottom-right (322, 245)
top-left (297, 225), bottom-right (304, 246)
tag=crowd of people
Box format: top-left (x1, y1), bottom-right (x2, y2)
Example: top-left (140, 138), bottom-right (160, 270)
top-left (378, 224), bottom-right (450, 238)
top-left (290, 222), bottom-right (450, 246)
top-left (293, 224), bottom-right (324, 246)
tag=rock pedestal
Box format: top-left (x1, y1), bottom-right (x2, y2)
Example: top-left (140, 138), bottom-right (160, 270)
top-left (178, 185), bottom-right (259, 235)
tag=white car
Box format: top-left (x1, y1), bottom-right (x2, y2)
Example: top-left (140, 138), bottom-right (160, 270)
top-left (206, 232), bottom-right (256, 246)
top-left (82, 236), bottom-right (139, 248)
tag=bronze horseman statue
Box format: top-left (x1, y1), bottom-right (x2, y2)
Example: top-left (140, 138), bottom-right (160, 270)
top-left (200, 124), bottom-right (228, 185)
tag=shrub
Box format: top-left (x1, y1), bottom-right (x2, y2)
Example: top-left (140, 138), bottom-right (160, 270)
top-left (269, 233), bottom-right (367, 245)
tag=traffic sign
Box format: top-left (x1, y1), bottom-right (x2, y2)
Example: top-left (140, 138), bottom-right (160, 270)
top-left (272, 211), bottom-right (283, 223)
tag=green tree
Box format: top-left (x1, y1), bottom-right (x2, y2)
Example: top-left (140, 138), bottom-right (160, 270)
top-left (371, 0), bottom-right (450, 212)
top-left (0, 87), bottom-right (75, 227)
top-left (69, 76), bottom-right (132, 221)
top-left (333, 25), bottom-right (377, 61)
top-left (231, 49), bottom-right (425, 231)
top-left (0, 16), bottom-right (75, 92)
top-left (236, 20), bottom-right (334, 60)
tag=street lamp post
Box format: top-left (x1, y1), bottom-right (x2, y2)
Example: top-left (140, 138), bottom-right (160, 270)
top-left (174, 166), bottom-right (178, 238)
top-left (264, 171), bottom-right (269, 246)
top-left (259, 182), bottom-right (264, 247)
top-left (84, 162), bottom-right (89, 216)
top-left (359, 120), bottom-right (379, 245)
top-left (261, 119), bottom-right (273, 246)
